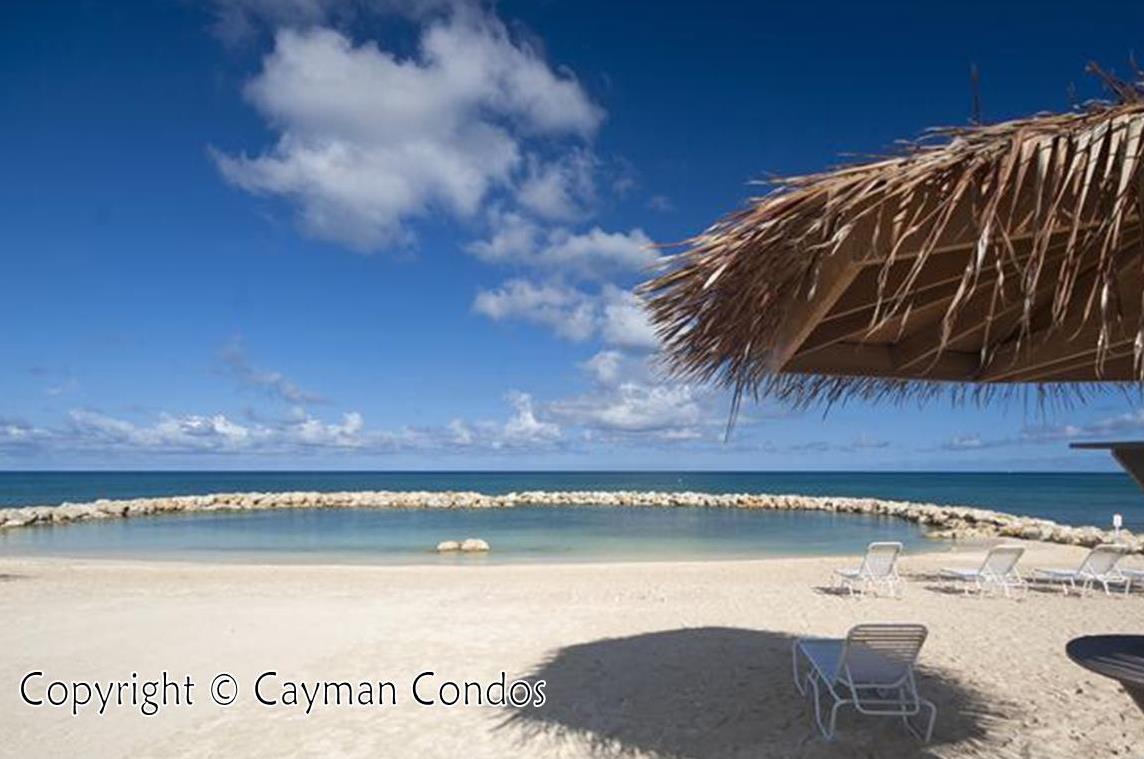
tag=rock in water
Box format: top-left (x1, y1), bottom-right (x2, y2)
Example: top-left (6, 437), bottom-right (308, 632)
top-left (460, 538), bottom-right (490, 552)
top-left (435, 540), bottom-right (461, 552)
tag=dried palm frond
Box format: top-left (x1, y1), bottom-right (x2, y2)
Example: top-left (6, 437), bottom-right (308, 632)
top-left (641, 70), bottom-right (1144, 413)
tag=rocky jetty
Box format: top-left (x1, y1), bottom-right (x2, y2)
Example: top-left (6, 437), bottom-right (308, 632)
top-left (0, 490), bottom-right (1136, 552)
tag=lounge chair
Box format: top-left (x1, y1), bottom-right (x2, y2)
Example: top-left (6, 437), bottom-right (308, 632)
top-left (792, 623), bottom-right (936, 742)
top-left (1119, 567), bottom-right (1144, 593)
top-left (1032, 544), bottom-right (1130, 596)
top-left (939, 544), bottom-right (1027, 597)
top-left (833, 541), bottom-right (904, 597)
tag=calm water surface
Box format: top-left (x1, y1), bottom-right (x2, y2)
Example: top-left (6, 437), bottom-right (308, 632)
top-left (0, 471), bottom-right (1138, 563)
top-left (0, 504), bottom-right (934, 564)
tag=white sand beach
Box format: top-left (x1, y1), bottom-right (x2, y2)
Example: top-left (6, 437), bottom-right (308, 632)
top-left (0, 541), bottom-right (1140, 759)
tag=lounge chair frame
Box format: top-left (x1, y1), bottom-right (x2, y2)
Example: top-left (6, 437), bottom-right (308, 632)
top-left (1122, 568), bottom-right (1144, 593)
top-left (833, 541), bottom-right (904, 597)
top-left (940, 544), bottom-right (1028, 598)
top-left (1032, 544), bottom-right (1130, 596)
top-left (792, 623), bottom-right (936, 742)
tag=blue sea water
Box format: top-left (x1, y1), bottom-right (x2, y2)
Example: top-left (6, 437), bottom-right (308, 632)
top-left (0, 471), bottom-right (1139, 563)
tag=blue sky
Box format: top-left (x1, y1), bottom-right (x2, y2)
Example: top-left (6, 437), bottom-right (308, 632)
top-left (3, 0), bottom-right (1144, 470)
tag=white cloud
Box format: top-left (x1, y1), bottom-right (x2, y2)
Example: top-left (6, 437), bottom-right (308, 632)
top-left (543, 228), bottom-right (656, 278)
top-left (0, 391), bottom-right (564, 459)
top-left (646, 194), bottom-right (674, 212)
top-left (537, 351), bottom-right (723, 442)
top-left (598, 286), bottom-right (659, 350)
top-left (0, 419), bottom-right (50, 450)
top-left (500, 391), bottom-right (561, 445)
top-left (467, 212), bottom-right (656, 279)
top-left (69, 408), bottom-right (378, 453)
top-left (214, 11), bottom-right (603, 250)
top-left (473, 280), bottom-right (659, 351)
top-left (439, 393), bottom-right (561, 450)
top-left (68, 410), bottom-right (258, 452)
top-left (582, 350), bottom-right (624, 385)
top-left (290, 410), bottom-right (365, 446)
top-left (472, 279), bottom-right (598, 341)
top-left (942, 434), bottom-right (983, 450)
top-left (514, 150), bottom-right (596, 221)
top-left (549, 382), bottom-right (705, 435)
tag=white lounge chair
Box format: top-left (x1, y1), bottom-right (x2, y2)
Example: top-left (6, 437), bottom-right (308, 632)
top-left (1119, 567), bottom-right (1144, 593)
top-left (1032, 544), bottom-right (1130, 596)
top-left (792, 623), bottom-right (936, 742)
top-left (940, 544), bottom-right (1027, 597)
top-left (833, 541), bottom-right (904, 597)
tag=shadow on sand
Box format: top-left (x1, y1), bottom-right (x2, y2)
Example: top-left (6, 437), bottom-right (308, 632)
top-left (500, 627), bottom-right (1006, 758)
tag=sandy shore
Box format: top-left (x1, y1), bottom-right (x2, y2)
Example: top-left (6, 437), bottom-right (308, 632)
top-left (1, 542), bottom-right (1140, 758)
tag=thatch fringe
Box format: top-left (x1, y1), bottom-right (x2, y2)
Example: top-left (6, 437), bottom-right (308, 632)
top-left (641, 74), bottom-right (1144, 411)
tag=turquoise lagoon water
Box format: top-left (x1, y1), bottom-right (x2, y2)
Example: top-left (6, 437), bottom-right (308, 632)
top-left (0, 471), bottom-right (1139, 563)
top-left (0, 505), bottom-right (934, 564)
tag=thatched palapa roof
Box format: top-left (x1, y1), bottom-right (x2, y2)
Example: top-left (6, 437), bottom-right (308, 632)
top-left (642, 75), bottom-right (1144, 410)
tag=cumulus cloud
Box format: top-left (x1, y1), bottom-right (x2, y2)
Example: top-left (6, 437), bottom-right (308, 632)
top-left (220, 337), bottom-right (325, 405)
top-left (548, 382), bottom-right (705, 435)
top-left (498, 391), bottom-right (561, 446)
top-left (472, 280), bottom-right (659, 350)
top-left (582, 349), bottom-right (624, 385)
top-left (444, 393), bottom-right (562, 451)
top-left (0, 391), bottom-right (563, 459)
top-left (0, 418), bottom-right (51, 451)
top-left (514, 150), bottom-right (597, 221)
top-left (472, 279), bottom-right (599, 341)
top-left (68, 410), bottom-right (261, 453)
top-left (467, 214), bottom-right (655, 279)
top-left (527, 350), bottom-right (722, 442)
top-left (214, 10), bottom-right (602, 249)
top-left (941, 434), bottom-right (985, 451)
top-left (598, 287), bottom-right (659, 350)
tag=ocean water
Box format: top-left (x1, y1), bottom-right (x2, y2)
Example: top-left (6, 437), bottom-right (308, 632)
top-left (0, 505), bottom-right (933, 564)
top-left (0, 471), bottom-right (1139, 564)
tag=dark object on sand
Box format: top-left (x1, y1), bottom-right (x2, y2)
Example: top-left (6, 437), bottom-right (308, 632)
top-left (1066, 634), bottom-right (1144, 713)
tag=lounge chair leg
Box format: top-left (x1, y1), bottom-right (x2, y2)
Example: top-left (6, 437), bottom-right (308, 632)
top-left (791, 644), bottom-right (807, 695)
top-left (809, 676), bottom-right (828, 738)
top-left (918, 698), bottom-right (937, 743)
top-left (826, 698), bottom-right (842, 741)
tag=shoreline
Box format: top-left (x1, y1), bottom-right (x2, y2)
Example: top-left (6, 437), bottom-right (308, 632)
top-left (0, 488), bottom-right (1137, 552)
top-left (0, 537), bottom-right (982, 573)
top-left (0, 534), bottom-right (967, 569)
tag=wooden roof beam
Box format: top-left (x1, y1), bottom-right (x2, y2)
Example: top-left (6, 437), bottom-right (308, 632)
top-left (795, 277), bottom-right (966, 358)
top-left (894, 252), bottom-right (1093, 372)
top-left (784, 342), bottom-right (980, 379)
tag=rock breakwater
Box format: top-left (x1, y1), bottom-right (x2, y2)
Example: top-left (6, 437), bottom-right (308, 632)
top-left (0, 490), bottom-right (1136, 552)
